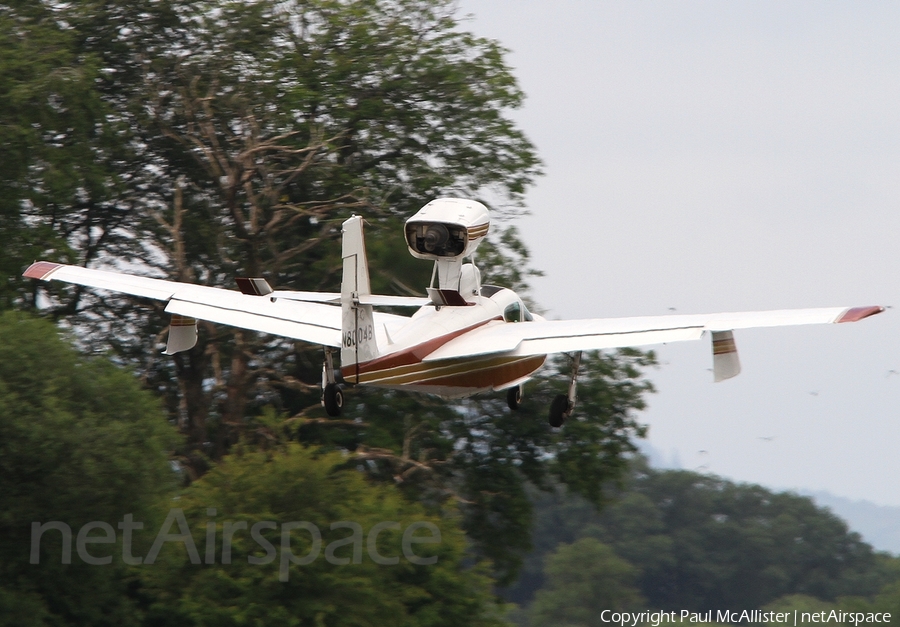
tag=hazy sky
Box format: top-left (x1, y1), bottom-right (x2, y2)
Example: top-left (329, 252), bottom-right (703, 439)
top-left (459, 1), bottom-right (900, 505)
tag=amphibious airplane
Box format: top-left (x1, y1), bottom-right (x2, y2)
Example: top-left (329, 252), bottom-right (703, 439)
top-left (24, 198), bottom-right (884, 427)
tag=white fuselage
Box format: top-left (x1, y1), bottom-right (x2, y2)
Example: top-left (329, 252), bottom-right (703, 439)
top-left (340, 286), bottom-right (546, 397)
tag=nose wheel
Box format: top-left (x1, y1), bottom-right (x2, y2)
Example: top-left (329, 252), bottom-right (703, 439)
top-left (549, 351), bottom-right (582, 427)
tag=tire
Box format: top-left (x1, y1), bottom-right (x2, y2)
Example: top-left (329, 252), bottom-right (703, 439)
top-left (323, 383), bottom-right (343, 417)
top-left (506, 385), bottom-right (522, 410)
top-left (548, 394), bottom-right (569, 427)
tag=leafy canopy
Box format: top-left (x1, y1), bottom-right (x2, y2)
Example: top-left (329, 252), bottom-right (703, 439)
top-left (0, 312), bottom-right (180, 627)
top-left (5, 0), bottom-right (658, 586)
top-left (138, 444), bottom-right (507, 627)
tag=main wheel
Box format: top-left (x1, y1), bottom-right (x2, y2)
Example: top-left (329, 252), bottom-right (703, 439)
top-left (548, 394), bottom-right (569, 427)
top-left (323, 383), bottom-right (343, 417)
top-left (506, 385), bottom-right (522, 410)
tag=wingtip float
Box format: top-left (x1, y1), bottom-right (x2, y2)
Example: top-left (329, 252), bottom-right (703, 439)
top-left (24, 198), bottom-right (885, 427)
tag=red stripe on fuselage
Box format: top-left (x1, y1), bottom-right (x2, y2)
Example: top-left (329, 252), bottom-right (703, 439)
top-left (406, 355), bottom-right (546, 390)
top-left (341, 317), bottom-right (501, 379)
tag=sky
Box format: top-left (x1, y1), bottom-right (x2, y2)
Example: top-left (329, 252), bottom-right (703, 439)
top-left (458, 1), bottom-right (900, 506)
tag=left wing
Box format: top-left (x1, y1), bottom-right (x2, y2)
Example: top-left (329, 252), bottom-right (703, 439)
top-left (423, 306), bottom-right (884, 380)
top-left (23, 261), bottom-right (406, 349)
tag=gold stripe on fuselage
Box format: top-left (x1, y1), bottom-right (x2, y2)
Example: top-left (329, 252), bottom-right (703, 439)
top-left (411, 355), bottom-right (545, 389)
top-left (355, 354), bottom-right (540, 386)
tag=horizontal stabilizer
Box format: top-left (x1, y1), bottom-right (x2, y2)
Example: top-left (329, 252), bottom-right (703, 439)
top-left (271, 290), bottom-right (429, 307)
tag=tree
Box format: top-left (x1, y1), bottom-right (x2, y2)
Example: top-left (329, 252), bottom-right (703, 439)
top-left (135, 444), bottom-right (507, 627)
top-left (0, 312), bottom-right (180, 626)
top-left (10, 0), bottom-right (542, 458)
top-left (0, 3), bottom-right (139, 311)
top-left (765, 578), bottom-right (900, 626)
top-left (620, 468), bottom-right (887, 610)
top-left (837, 581), bottom-right (900, 626)
top-left (529, 538), bottom-right (644, 627)
top-left (506, 458), bottom-right (895, 613)
top-left (8, 0), bottom-right (657, 586)
top-left (301, 348), bottom-right (654, 585)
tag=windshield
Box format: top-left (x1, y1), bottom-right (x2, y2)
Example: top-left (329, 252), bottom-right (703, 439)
top-left (503, 302), bottom-right (521, 323)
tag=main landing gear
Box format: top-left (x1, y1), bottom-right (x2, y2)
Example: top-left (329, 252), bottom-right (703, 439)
top-left (548, 351), bottom-right (582, 428)
top-left (506, 384), bottom-right (523, 410)
top-left (321, 348), bottom-right (343, 417)
top-left (504, 352), bottom-right (583, 428)
top-left (323, 383), bottom-right (343, 417)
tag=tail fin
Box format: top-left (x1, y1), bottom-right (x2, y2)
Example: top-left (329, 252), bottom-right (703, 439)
top-left (340, 216), bottom-right (378, 381)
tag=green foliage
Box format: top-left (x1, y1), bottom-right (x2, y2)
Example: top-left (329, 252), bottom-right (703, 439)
top-left (528, 538), bottom-right (644, 627)
top-left (0, 2), bottom-right (150, 311)
top-left (506, 459), bottom-right (896, 614)
top-left (0, 5), bottom-right (106, 308)
top-left (5, 0), bottom-right (543, 442)
top-left (4, 0), bottom-right (658, 590)
top-left (476, 225), bottom-right (544, 298)
top-left (841, 581), bottom-right (900, 625)
top-left (137, 444), bottom-right (507, 627)
top-left (764, 568), bottom-right (900, 625)
top-left (614, 468), bottom-right (889, 610)
top-left (762, 594), bottom-right (836, 617)
top-left (765, 580), bottom-right (900, 626)
top-left (0, 311), bottom-right (180, 626)
top-left (295, 348), bottom-right (655, 585)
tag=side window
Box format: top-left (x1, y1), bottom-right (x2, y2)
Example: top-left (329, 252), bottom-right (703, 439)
top-left (503, 302), bottom-right (521, 323)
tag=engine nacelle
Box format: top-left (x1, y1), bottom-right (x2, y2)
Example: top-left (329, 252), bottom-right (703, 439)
top-left (405, 198), bottom-right (490, 261)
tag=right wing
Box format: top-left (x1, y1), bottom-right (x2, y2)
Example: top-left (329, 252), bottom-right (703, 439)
top-left (423, 306), bottom-right (884, 381)
top-left (23, 261), bottom-right (406, 348)
top-left (425, 306), bottom-right (884, 360)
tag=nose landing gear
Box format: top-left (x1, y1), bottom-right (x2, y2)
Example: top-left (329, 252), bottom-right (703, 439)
top-left (549, 351), bottom-right (582, 428)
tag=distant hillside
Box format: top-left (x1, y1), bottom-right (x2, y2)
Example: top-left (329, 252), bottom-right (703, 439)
top-left (804, 491), bottom-right (900, 555)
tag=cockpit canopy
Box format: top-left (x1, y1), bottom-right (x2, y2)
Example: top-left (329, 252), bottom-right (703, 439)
top-left (481, 284), bottom-right (534, 322)
top-left (503, 300), bottom-right (534, 323)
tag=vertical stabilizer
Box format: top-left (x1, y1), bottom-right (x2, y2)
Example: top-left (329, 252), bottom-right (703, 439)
top-left (340, 216), bottom-right (378, 380)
